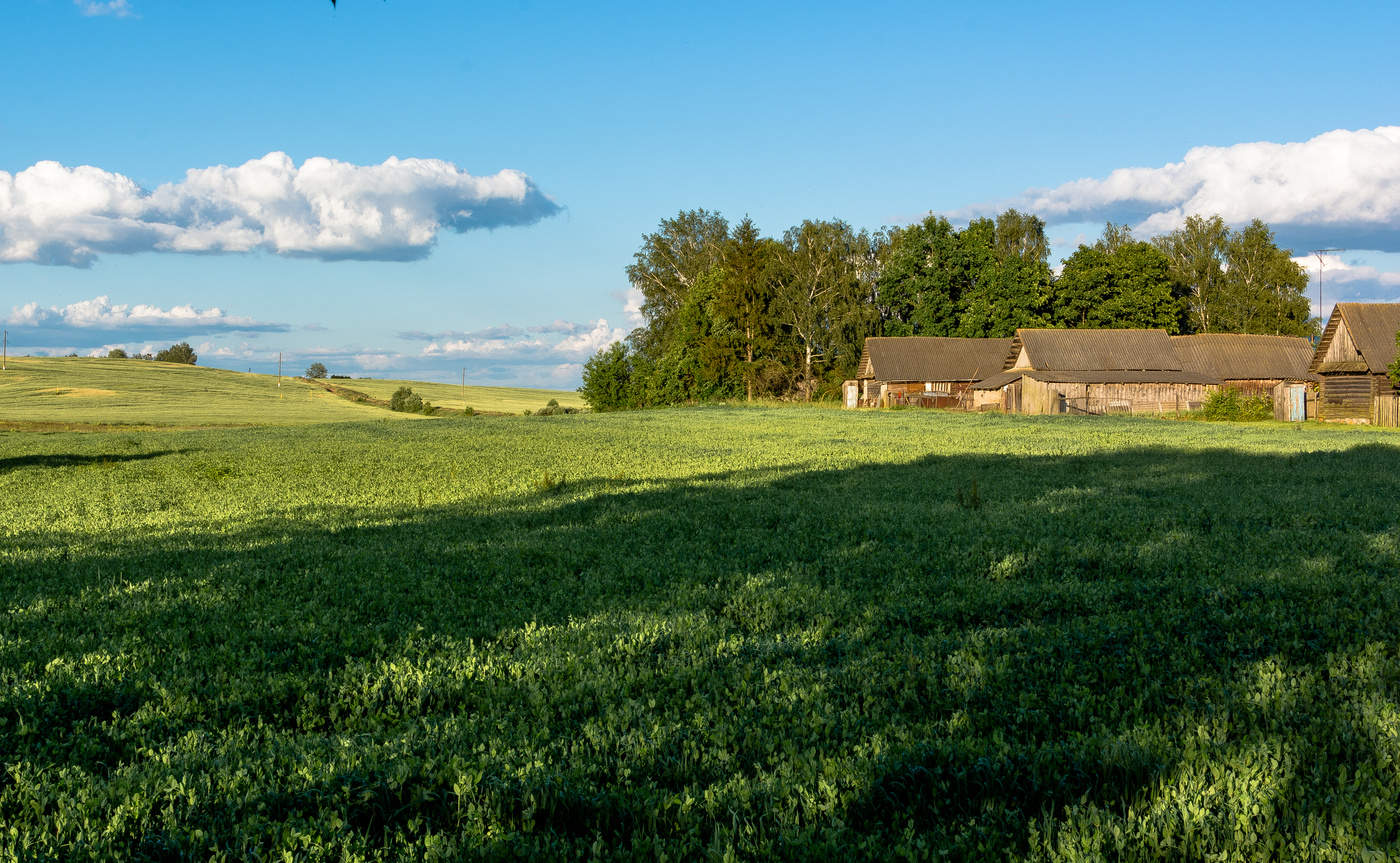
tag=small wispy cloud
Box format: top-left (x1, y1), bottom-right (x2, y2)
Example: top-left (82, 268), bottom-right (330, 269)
top-left (0, 152), bottom-right (562, 267)
top-left (75, 0), bottom-right (135, 18)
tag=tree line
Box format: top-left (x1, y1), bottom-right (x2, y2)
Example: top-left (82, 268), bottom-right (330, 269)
top-left (580, 209), bottom-right (1314, 409)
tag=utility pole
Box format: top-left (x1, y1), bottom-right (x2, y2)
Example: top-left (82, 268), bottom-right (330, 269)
top-left (277, 352), bottom-right (282, 388)
top-left (1311, 249), bottom-right (1345, 336)
top-left (461, 368), bottom-right (466, 412)
top-left (2, 329), bottom-right (6, 371)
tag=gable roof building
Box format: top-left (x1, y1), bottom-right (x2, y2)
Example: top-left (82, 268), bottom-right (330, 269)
top-left (857, 337), bottom-right (1014, 383)
top-left (1309, 303), bottom-right (1400, 422)
top-left (1172, 334), bottom-right (1316, 389)
top-left (972, 328), bottom-right (1218, 415)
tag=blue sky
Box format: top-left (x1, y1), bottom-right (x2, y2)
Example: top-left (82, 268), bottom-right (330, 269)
top-left (4, 0), bottom-right (1399, 385)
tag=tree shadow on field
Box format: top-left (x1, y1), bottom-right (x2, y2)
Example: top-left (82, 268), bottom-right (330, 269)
top-left (5, 442), bottom-right (1400, 859)
top-left (0, 449), bottom-right (183, 473)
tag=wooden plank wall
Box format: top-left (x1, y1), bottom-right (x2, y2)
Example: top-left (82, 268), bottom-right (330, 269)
top-left (1031, 381), bottom-right (1212, 415)
top-left (1375, 395), bottom-right (1400, 427)
top-left (1319, 374), bottom-right (1372, 421)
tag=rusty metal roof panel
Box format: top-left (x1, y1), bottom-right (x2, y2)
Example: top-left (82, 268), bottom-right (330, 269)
top-left (861, 337), bottom-right (1015, 382)
top-left (1015, 329), bottom-right (1181, 371)
top-left (1171, 334), bottom-right (1316, 380)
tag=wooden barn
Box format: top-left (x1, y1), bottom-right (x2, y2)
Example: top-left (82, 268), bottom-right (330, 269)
top-left (847, 337), bottom-right (1013, 408)
top-left (1171, 333), bottom-right (1317, 421)
top-left (970, 328), bottom-right (1219, 415)
top-left (1309, 302), bottom-right (1400, 424)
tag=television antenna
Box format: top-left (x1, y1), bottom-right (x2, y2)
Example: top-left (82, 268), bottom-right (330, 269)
top-left (1311, 248), bottom-right (1345, 325)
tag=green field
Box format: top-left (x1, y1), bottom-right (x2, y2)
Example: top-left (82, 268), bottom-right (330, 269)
top-left (4, 406), bottom-right (1400, 860)
top-left (335, 376), bottom-right (583, 414)
top-left (0, 358), bottom-right (581, 426)
top-left (0, 357), bottom-right (425, 427)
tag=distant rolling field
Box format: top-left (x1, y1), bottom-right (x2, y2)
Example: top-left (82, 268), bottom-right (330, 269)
top-left (0, 358), bottom-right (582, 426)
top-left (0, 357), bottom-right (421, 427)
top-left (334, 376), bottom-right (583, 414)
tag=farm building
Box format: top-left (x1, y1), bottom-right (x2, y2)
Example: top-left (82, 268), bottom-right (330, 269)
top-left (971, 328), bottom-right (1219, 415)
top-left (846, 337), bottom-right (1013, 408)
top-left (1171, 333), bottom-right (1316, 421)
top-left (1309, 302), bottom-right (1400, 424)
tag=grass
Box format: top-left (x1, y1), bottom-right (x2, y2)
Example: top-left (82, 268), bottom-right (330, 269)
top-left (3, 407), bottom-right (1400, 859)
top-left (334, 376), bottom-right (583, 414)
top-left (0, 357), bottom-right (422, 427)
top-left (0, 358), bottom-right (582, 426)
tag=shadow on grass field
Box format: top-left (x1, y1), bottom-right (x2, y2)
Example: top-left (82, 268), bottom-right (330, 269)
top-left (4, 442), bottom-right (1400, 859)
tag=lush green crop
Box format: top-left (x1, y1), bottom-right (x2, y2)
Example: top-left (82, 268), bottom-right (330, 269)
top-left (3, 408), bottom-right (1400, 860)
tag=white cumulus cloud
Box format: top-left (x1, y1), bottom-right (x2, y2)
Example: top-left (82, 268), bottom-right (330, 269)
top-left (949, 126), bottom-right (1400, 253)
top-left (4, 295), bottom-right (287, 346)
top-left (0, 152), bottom-right (561, 267)
top-left (417, 318), bottom-right (627, 362)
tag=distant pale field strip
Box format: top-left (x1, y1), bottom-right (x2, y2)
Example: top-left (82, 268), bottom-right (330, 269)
top-left (0, 357), bottom-right (425, 426)
top-left (338, 377), bottom-right (583, 413)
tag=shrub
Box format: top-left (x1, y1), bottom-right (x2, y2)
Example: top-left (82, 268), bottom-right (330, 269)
top-left (390, 387), bottom-right (423, 413)
top-left (305, 362), bottom-right (328, 379)
top-left (154, 342), bottom-right (197, 364)
top-left (1202, 388), bottom-right (1273, 421)
top-left (107, 348), bottom-right (128, 359)
top-left (580, 342), bottom-right (636, 411)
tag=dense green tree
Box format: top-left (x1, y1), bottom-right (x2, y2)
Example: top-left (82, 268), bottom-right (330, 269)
top-left (625, 209), bottom-right (730, 345)
top-left (640, 268), bottom-right (743, 404)
top-left (1217, 220), bottom-right (1315, 336)
top-left (579, 341), bottom-right (637, 411)
top-left (713, 217), bottom-right (779, 401)
top-left (305, 362), bottom-right (328, 379)
top-left (1152, 215), bottom-right (1315, 336)
top-left (154, 342), bottom-right (197, 364)
top-left (1052, 225), bottom-right (1184, 331)
top-left (1153, 215), bottom-right (1229, 333)
top-left (875, 215), bottom-right (962, 336)
top-left (106, 348), bottom-right (128, 359)
top-left (770, 219), bottom-right (867, 399)
top-left (955, 216), bottom-right (1051, 337)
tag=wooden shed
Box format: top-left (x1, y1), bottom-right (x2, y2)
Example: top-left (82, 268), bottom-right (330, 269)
top-left (849, 337), bottom-right (1013, 408)
top-left (970, 329), bottom-right (1219, 415)
top-left (1309, 303), bottom-right (1400, 424)
top-left (1172, 333), bottom-right (1317, 421)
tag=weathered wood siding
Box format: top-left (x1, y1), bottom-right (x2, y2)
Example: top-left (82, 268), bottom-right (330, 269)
top-left (1224, 379), bottom-right (1285, 397)
top-left (1375, 394), bottom-right (1400, 427)
top-left (1271, 382), bottom-right (1309, 422)
top-left (1019, 377), bottom-right (1213, 415)
top-left (1318, 374), bottom-right (1372, 421)
top-left (1323, 324), bottom-right (1362, 364)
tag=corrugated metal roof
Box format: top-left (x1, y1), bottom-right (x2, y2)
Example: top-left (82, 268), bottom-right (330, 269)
top-left (1339, 303), bottom-right (1400, 373)
top-left (1015, 329), bottom-right (1181, 371)
top-left (861, 337), bottom-right (1014, 382)
top-left (1171, 334), bottom-right (1316, 381)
